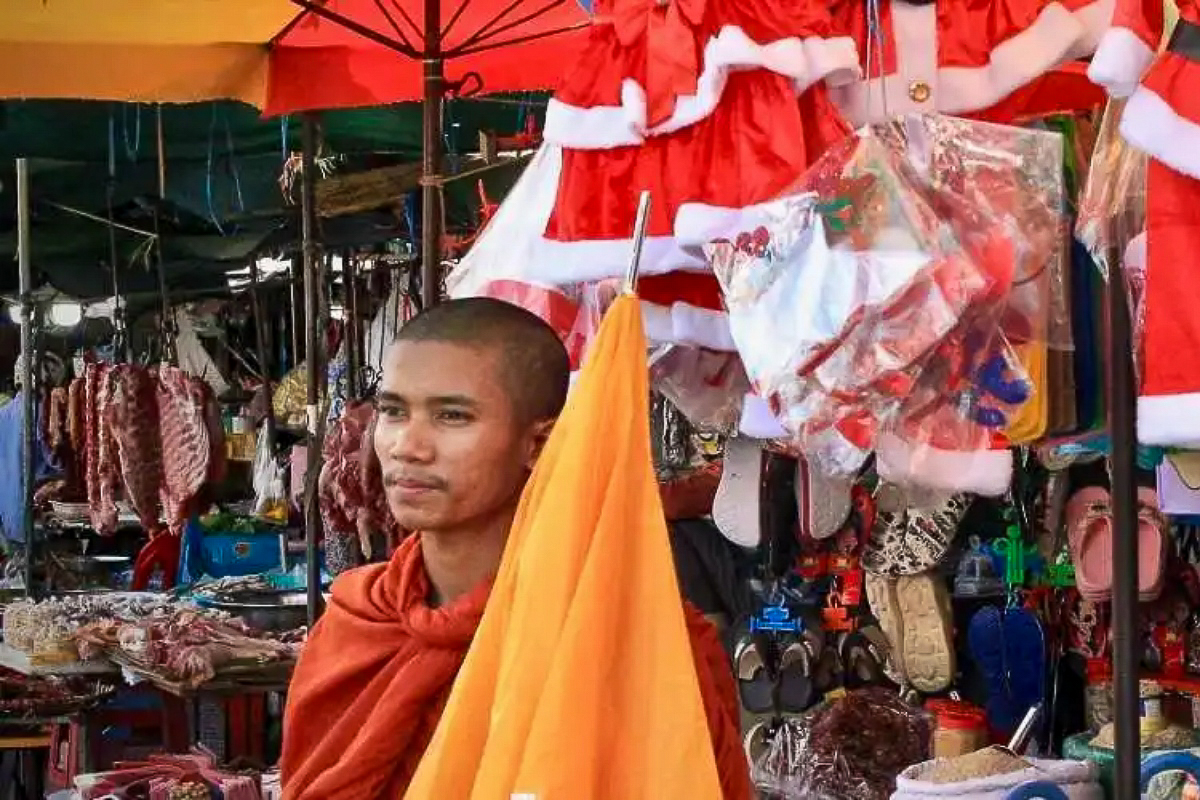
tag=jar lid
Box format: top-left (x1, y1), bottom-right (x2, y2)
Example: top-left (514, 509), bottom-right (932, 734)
top-left (938, 710), bottom-right (987, 730)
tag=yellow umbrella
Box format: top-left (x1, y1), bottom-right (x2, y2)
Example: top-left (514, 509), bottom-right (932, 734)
top-left (404, 286), bottom-right (723, 797)
top-left (0, 0), bottom-right (295, 105)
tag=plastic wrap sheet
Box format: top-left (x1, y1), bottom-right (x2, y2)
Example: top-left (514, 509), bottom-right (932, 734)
top-left (875, 114), bottom-right (1066, 352)
top-left (1076, 100), bottom-right (1148, 378)
top-left (705, 129), bottom-right (1019, 473)
top-left (752, 688), bottom-right (933, 800)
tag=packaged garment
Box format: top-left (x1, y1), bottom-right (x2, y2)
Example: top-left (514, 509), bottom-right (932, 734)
top-left (704, 129), bottom-right (1016, 476)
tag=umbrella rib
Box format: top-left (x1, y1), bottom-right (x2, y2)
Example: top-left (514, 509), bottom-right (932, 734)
top-left (383, 0), bottom-right (427, 46)
top-left (288, 0), bottom-right (421, 58)
top-left (447, 0), bottom-right (570, 55)
top-left (451, 20), bottom-right (588, 56)
top-left (440, 0), bottom-right (476, 43)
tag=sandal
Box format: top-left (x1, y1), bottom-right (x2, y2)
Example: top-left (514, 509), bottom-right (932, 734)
top-left (777, 637), bottom-right (815, 712)
top-left (734, 636), bottom-right (775, 714)
top-left (865, 572), bottom-right (907, 686)
top-left (895, 571), bottom-right (956, 693)
top-left (840, 629), bottom-right (888, 688)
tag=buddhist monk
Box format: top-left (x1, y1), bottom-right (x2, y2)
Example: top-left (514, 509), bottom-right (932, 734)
top-left (280, 298), bottom-right (753, 799)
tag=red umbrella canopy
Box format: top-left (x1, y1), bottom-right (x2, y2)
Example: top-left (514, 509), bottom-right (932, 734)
top-left (266, 0), bottom-right (591, 114)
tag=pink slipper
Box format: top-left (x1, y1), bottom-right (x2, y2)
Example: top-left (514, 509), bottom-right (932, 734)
top-left (1067, 486), bottom-right (1113, 602)
top-left (1138, 486), bottom-right (1168, 602)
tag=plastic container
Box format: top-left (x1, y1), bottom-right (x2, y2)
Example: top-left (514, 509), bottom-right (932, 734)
top-left (929, 699), bottom-right (989, 758)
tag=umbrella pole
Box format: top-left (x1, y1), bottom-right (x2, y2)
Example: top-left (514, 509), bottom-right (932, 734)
top-left (421, 0), bottom-right (444, 310)
top-left (1107, 238), bottom-right (1140, 798)
top-left (301, 114), bottom-right (325, 625)
top-left (16, 158), bottom-right (37, 599)
top-left (249, 258), bottom-right (276, 455)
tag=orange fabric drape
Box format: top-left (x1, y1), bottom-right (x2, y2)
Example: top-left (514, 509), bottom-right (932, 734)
top-left (404, 294), bottom-right (734, 800)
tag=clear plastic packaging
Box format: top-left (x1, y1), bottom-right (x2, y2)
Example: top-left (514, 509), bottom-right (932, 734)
top-left (704, 128), bottom-right (1019, 474)
top-left (751, 688), bottom-right (933, 799)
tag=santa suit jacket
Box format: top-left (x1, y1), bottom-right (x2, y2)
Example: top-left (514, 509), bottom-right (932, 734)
top-left (829, 0), bottom-right (1112, 125)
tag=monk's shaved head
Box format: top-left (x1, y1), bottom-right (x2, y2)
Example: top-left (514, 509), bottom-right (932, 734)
top-left (394, 297), bottom-right (569, 423)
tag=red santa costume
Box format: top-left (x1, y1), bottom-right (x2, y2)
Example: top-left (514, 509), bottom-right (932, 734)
top-left (449, 0), bottom-right (862, 353)
top-left (1088, 0), bottom-right (1200, 445)
top-left (827, 0), bottom-right (1110, 126)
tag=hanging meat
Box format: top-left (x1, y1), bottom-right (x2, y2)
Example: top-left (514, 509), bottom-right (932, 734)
top-left (319, 401), bottom-right (405, 574)
top-left (68, 376), bottom-right (86, 488)
top-left (157, 366), bottom-right (223, 536)
top-left (108, 365), bottom-right (165, 533)
top-left (86, 363), bottom-right (122, 534)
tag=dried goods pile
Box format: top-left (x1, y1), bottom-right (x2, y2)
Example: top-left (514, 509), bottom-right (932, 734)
top-left (0, 667), bottom-right (115, 718)
top-left (319, 399), bottom-right (405, 568)
top-left (805, 688), bottom-right (933, 799)
top-left (3, 594), bottom-right (175, 660)
top-left (75, 607), bottom-right (302, 688)
top-left (40, 363), bottom-right (225, 535)
top-left (916, 746), bottom-right (1030, 784)
top-left (75, 748), bottom-right (261, 799)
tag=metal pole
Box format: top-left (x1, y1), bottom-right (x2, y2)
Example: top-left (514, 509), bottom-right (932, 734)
top-left (344, 252), bottom-right (361, 399)
top-left (420, 0), bottom-right (445, 309)
top-left (248, 259), bottom-right (276, 454)
top-left (16, 159), bottom-right (36, 598)
top-left (1107, 238), bottom-right (1140, 799)
top-left (301, 114), bottom-right (324, 626)
top-left (289, 255), bottom-right (303, 366)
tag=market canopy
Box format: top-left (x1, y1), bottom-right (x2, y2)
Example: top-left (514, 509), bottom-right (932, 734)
top-left (0, 0), bottom-right (588, 111)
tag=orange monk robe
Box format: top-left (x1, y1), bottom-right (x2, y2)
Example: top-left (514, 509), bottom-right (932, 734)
top-left (280, 534), bottom-right (754, 800)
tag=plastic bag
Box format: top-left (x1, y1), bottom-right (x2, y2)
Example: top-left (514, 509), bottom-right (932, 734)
top-left (649, 345), bottom-right (748, 433)
top-left (1075, 100), bottom-right (1148, 379)
top-left (703, 131), bottom-right (1014, 474)
top-left (752, 689), bottom-right (933, 800)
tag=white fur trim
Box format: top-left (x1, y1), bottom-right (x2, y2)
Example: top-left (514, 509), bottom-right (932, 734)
top-left (832, 2), bottom-right (1082, 125)
top-left (1118, 86), bottom-right (1200, 181)
top-left (1087, 27), bottom-right (1156, 97)
top-left (1068, 0), bottom-right (1115, 58)
top-left (1139, 392), bottom-right (1200, 447)
top-left (640, 302), bottom-right (735, 351)
top-left (740, 393), bottom-right (788, 439)
top-left (530, 234), bottom-right (704, 284)
top-left (876, 432), bottom-right (1013, 496)
top-left (545, 27), bottom-right (860, 148)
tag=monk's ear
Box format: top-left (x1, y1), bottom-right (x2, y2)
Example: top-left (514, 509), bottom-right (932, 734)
top-left (524, 418), bottom-right (555, 470)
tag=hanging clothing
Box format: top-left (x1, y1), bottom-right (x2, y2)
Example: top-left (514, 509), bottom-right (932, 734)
top-left (0, 393), bottom-right (60, 544)
top-left (1089, 0), bottom-right (1200, 444)
top-left (280, 535), bottom-right (749, 800)
top-left (449, 0), bottom-right (858, 355)
top-left (828, 0), bottom-right (1107, 126)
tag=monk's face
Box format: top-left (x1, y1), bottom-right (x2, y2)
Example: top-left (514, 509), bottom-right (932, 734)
top-left (374, 340), bottom-right (545, 533)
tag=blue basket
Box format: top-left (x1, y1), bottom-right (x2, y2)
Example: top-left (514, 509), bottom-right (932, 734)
top-left (179, 519), bottom-right (287, 583)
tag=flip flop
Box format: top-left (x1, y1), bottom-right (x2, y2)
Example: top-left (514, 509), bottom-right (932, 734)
top-left (777, 638), bottom-right (815, 712)
top-left (795, 454), bottom-right (852, 540)
top-left (840, 629), bottom-right (888, 689)
top-left (1066, 485), bottom-right (1113, 602)
top-left (969, 605), bottom-right (1015, 732)
top-left (714, 437), bottom-right (764, 548)
top-left (896, 571), bottom-right (956, 693)
top-left (734, 636), bottom-right (775, 714)
top-left (1003, 607), bottom-right (1047, 735)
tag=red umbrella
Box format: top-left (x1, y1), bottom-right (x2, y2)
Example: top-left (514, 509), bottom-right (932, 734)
top-left (268, 0), bottom-right (590, 307)
top-left (267, 0), bottom-right (590, 114)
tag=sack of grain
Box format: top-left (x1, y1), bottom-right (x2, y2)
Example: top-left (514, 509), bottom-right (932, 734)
top-left (891, 753), bottom-right (1103, 800)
